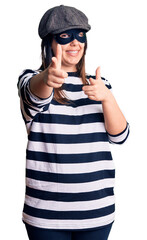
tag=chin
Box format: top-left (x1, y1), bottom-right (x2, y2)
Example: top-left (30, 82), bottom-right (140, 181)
top-left (63, 59), bottom-right (79, 67)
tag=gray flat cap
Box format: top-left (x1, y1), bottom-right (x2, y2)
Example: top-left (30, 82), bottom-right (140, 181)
top-left (38, 5), bottom-right (91, 39)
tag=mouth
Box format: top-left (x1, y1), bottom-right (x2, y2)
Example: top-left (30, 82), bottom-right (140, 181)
top-left (66, 50), bottom-right (80, 56)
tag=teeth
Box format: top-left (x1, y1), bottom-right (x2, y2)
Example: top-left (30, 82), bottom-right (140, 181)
top-left (67, 51), bottom-right (78, 53)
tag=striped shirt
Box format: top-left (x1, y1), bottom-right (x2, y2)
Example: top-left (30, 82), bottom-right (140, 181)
top-left (18, 69), bottom-right (129, 230)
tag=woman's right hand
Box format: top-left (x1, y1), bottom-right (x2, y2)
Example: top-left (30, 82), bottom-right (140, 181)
top-left (43, 44), bottom-right (68, 88)
top-left (30, 44), bottom-right (68, 99)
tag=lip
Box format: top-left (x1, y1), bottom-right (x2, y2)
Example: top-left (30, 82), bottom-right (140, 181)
top-left (66, 50), bottom-right (80, 56)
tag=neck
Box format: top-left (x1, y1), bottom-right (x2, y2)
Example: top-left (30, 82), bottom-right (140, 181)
top-left (61, 65), bottom-right (77, 73)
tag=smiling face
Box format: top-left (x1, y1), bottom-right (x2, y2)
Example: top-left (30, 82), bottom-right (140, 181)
top-left (51, 34), bottom-right (85, 72)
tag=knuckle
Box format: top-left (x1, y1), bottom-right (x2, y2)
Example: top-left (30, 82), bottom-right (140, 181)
top-left (55, 83), bottom-right (62, 88)
top-left (48, 67), bottom-right (53, 76)
top-left (57, 77), bottom-right (64, 84)
top-left (46, 81), bottom-right (51, 87)
top-left (61, 78), bottom-right (65, 84)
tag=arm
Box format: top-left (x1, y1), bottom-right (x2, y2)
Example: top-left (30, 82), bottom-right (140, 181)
top-left (18, 44), bottom-right (67, 127)
top-left (82, 67), bottom-right (127, 135)
top-left (102, 90), bottom-right (127, 135)
top-left (30, 70), bottom-right (53, 99)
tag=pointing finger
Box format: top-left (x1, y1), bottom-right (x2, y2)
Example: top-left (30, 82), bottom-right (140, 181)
top-left (56, 44), bottom-right (62, 69)
top-left (96, 66), bottom-right (101, 80)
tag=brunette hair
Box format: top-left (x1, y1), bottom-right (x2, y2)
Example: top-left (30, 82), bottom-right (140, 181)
top-left (39, 34), bottom-right (88, 104)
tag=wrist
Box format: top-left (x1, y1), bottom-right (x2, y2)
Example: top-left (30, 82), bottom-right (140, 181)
top-left (102, 89), bottom-right (114, 104)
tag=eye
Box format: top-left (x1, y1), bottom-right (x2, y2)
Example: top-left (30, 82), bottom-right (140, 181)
top-left (60, 33), bottom-right (71, 39)
top-left (78, 32), bottom-right (85, 37)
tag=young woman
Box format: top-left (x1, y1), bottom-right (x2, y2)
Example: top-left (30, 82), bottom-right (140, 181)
top-left (18, 5), bottom-right (130, 240)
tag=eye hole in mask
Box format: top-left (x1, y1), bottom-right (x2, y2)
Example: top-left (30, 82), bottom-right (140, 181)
top-left (54, 29), bottom-right (86, 45)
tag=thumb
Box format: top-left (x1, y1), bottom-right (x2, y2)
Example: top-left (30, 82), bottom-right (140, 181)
top-left (96, 66), bottom-right (101, 80)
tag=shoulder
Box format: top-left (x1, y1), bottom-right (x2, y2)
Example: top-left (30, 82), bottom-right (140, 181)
top-left (18, 69), bottom-right (41, 84)
top-left (86, 74), bottom-right (112, 89)
top-left (18, 69), bottom-right (42, 90)
top-left (19, 69), bottom-right (41, 79)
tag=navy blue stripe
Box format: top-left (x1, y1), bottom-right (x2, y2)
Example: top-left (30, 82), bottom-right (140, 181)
top-left (23, 102), bottom-right (34, 119)
top-left (86, 76), bottom-right (112, 90)
top-left (25, 83), bottom-right (46, 109)
top-left (26, 88), bottom-right (39, 106)
top-left (18, 69), bottom-right (37, 83)
top-left (26, 150), bottom-right (113, 163)
top-left (25, 90), bottom-right (46, 109)
top-left (34, 113), bottom-right (104, 124)
top-left (26, 169), bottom-right (115, 183)
top-left (62, 83), bottom-right (83, 92)
top-left (28, 132), bottom-right (109, 144)
top-left (19, 72), bottom-right (38, 93)
top-left (23, 203), bottom-right (115, 220)
top-left (51, 98), bottom-right (102, 107)
top-left (109, 128), bottom-right (130, 145)
top-left (67, 72), bottom-right (80, 77)
top-left (26, 82), bottom-right (51, 106)
top-left (20, 86), bottom-right (26, 103)
top-left (20, 86), bottom-right (36, 119)
top-left (26, 186), bottom-right (114, 202)
top-left (20, 83), bottom-right (50, 122)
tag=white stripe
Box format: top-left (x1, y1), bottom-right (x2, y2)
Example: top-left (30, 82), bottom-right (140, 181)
top-left (20, 99), bottom-right (32, 122)
top-left (47, 103), bottom-right (103, 116)
top-left (64, 77), bottom-right (83, 85)
top-left (102, 79), bottom-right (111, 86)
top-left (23, 212), bottom-right (115, 229)
top-left (26, 178), bottom-right (115, 193)
top-left (28, 141), bottom-right (110, 154)
top-left (25, 195), bottom-right (115, 211)
top-left (63, 90), bottom-right (89, 100)
top-left (27, 85), bottom-right (54, 106)
top-left (20, 72), bottom-right (35, 83)
top-left (108, 126), bottom-right (129, 143)
top-left (26, 122), bottom-right (32, 134)
top-left (31, 122), bottom-right (106, 134)
top-left (26, 160), bottom-right (115, 174)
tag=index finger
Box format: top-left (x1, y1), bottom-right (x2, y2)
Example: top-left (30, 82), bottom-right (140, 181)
top-left (56, 44), bottom-right (62, 69)
top-left (96, 66), bottom-right (101, 80)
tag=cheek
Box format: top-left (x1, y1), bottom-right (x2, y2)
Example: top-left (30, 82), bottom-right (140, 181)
top-left (81, 46), bottom-right (85, 55)
top-left (61, 46), bottom-right (68, 59)
top-left (79, 46), bottom-right (85, 59)
top-left (80, 43), bottom-right (85, 54)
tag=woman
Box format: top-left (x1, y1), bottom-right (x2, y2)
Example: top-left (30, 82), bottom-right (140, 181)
top-left (18, 5), bottom-right (129, 240)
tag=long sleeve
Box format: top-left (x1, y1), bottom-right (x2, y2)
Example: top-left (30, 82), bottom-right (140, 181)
top-left (17, 69), bottom-right (54, 130)
top-left (107, 122), bottom-right (130, 144)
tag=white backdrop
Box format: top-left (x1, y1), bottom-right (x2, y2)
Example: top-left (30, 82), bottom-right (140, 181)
top-left (1, 0), bottom-right (147, 239)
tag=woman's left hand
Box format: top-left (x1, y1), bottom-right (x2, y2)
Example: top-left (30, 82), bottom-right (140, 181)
top-left (82, 67), bottom-right (111, 102)
top-left (83, 67), bottom-right (127, 135)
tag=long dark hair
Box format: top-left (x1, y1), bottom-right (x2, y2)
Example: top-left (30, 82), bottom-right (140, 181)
top-left (39, 34), bottom-right (88, 104)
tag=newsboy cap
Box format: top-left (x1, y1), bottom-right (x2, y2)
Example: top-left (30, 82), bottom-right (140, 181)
top-left (38, 5), bottom-right (91, 39)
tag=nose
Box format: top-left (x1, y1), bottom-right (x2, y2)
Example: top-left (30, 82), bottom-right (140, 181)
top-left (70, 38), bottom-right (79, 45)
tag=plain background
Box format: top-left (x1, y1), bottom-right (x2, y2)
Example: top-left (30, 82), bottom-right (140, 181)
top-left (1, 0), bottom-right (147, 239)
